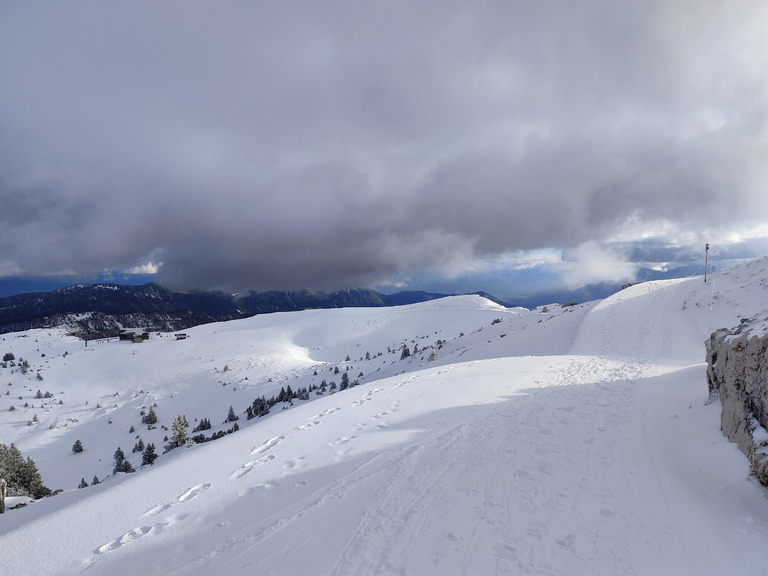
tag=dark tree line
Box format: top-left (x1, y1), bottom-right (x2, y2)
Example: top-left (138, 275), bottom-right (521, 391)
top-left (0, 443), bottom-right (50, 499)
top-left (243, 374), bottom-right (365, 422)
top-left (244, 383), bottom-right (317, 421)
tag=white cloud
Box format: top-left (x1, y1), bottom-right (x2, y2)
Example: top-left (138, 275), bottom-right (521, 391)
top-left (560, 241), bottom-right (636, 289)
top-left (0, 260), bottom-right (23, 277)
top-left (124, 262), bottom-right (162, 275)
top-left (0, 1), bottom-right (765, 290)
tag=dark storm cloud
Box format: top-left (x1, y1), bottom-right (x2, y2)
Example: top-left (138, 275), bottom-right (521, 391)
top-left (0, 0), bottom-right (765, 290)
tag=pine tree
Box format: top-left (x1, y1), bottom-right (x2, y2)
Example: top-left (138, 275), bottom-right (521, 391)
top-left (20, 457), bottom-right (50, 498)
top-left (78, 478), bottom-right (89, 489)
top-left (193, 417), bottom-right (212, 432)
top-left (92, 475), bottom-right (100, 485)
top-left (142, 443), bottom-right (158, 466)
top-left (251, 396), bottom-right (269, 418)
top-left (400, 345), bottom-right (411, 360)
top-left (142, 406), bottom-right (158, 426)
top-left (113, 447), bottom-right (126, 474)
top-left (172, 414), bottom-right (188, 448)
top-left (225, 405), bottom-right (239, 423)
top-left (72, 439), bottom-right (84, 453)
top-left (340, 371), bottom-right (350, 391)
top-left (113, 447), bottom-right (134, 474)
top-left (0, 443), bottom-right (49, 498)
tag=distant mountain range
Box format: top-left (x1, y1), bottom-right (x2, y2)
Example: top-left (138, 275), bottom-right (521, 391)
top-left (0, 283), bottom-right (456, 339)
top-left (0, 264), bottom-right (708, 339)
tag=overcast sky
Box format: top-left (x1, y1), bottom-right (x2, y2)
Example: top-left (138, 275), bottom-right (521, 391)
top-left (0, 1), bottom-right (766, 293)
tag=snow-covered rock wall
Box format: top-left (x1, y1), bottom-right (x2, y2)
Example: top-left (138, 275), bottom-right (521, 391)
top-left (706, 314), bottom-right (768, 486)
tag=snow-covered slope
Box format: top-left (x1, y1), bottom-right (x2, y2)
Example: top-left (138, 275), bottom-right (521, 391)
top-left (1, 258), bottom-right (768, 575)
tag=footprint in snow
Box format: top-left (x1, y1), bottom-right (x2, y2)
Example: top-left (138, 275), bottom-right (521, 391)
top-left (96, 523), bottom-right (167, 554)
top-left (312, 407), bottom-right (341, 418)
top-left (296, 420), bottom-right (321, 431)
top-left (229, 454), bottom-right (276, 480)
top-left (140, 503), bottom-right (172, 518)
top-left (352, 389), bottom-right (381, 406)
top-left (284, 456), bottom-right (305, 470)
top-left (178, 483), bottom-right (211, 502)
top-left (141, 483), bottom-right (210, 518)
top-left (250, 435), bottom-right (285, 456)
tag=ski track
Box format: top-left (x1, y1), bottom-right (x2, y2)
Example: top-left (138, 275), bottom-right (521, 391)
top-left (322, 358), bottom-right (642, 576)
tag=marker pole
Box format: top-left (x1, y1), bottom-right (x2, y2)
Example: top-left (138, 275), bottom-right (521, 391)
top-left (704, 243), bottom-right (710, 282)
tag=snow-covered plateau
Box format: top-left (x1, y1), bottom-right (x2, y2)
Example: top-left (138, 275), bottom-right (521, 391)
top-left (1, 257), bottom-right (768, 575)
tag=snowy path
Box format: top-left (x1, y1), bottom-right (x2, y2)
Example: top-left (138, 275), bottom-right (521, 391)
top-left (5, 352), bottom-right (761, 576)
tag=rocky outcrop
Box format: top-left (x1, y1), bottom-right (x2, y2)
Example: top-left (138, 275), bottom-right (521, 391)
top-left (706, 314), bottom-right (768, 486)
